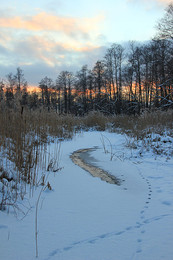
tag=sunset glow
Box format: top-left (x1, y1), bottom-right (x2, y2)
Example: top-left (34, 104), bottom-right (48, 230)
top-left (26, 86), bottom-right (41, 94)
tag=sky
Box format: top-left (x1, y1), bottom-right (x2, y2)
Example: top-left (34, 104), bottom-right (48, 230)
top-left (0, 0), bottom-right (171, 85)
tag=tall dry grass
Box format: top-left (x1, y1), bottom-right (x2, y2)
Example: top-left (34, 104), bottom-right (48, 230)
top-left (0, 108), bottom-right (77, 211)
top-left (110, 109), bottom-right (173, 138)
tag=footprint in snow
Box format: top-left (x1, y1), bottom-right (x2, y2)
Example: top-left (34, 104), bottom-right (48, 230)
top-left (162, 201), bottom-right (172, 206)
top-left (0, 225), bottom-right (8, 229)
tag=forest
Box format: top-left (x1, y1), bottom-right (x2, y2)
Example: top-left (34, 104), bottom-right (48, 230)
top-left (0, 4), bottom-right (173, 116)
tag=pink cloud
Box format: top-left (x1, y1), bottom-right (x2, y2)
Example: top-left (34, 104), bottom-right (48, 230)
top-left (0, 12), bottom-right (104, 38)
top-left (156, 0), bottom-right (172, 4)
top-left (127, 0), bottom-right (171, 6)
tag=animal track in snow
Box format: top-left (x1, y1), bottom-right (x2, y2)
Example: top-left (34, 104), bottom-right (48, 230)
top-left (134, 168), bottom-right (154, 256)
top-left (45, 213), bottom-right (172, 260)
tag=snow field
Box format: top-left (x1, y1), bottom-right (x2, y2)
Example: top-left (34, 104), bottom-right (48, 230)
top-left (0, 131), bottom-right (173, 260)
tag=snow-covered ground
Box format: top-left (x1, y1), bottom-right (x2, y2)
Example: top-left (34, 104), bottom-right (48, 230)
top-left (0, 131), bottom-right (173, 260)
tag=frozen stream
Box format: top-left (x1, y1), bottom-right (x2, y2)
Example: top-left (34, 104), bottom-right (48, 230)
top-left (70, 147), bottom-right (121, 185)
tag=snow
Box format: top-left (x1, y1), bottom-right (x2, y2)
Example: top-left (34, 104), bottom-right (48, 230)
top-left (0, 131), bottom-right (173, 260)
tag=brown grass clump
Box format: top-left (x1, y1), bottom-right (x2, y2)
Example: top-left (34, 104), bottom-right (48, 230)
top-left (82, 111), bottom-right (109, 130)
top-left (110, 109), bottom-right (173, 158)
top-left (110, 109), bottom-right (173, 138)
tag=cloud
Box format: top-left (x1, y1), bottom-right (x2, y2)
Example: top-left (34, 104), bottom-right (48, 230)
top-left (0, 44), bottom-right (9, 55)
top-left (0, 9), bottom-right (106, 84)
top-left (0, 12), bottom-right (104, 39)
top-left (128, 0), bottom-right (172, 5)
top-left (0, 10), bottom-right (104, 66)
top-left (0, 32), bottom-right (106, 84)
top-left (154, 0), bottom-right (172, 4)
top-left (0, 44), bottom-right (107, 85)
top-left (6, 34), bottom-right (101, 66)
top-left (127, 0), bottom-right (172, 10)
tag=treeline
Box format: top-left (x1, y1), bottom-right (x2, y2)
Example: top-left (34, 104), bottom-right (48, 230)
top-left (0, 4), bottom-right (173, 115)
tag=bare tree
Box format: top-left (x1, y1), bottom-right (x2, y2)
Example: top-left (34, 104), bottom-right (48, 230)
top-left (15, 67), bottom-right (27, 93)
top-left (92, 61), bottom-right (105, 101)
top-left (0, 80), bottom-right (5, 109)
top-left (156, 4), bottom-right (173, 40)
top-left (56, 71), bottom-right (71, 114)
top-left (76, 65), bottom-right (88, 114)
top-left (87, 70), bottom-right (94, 110)
top-left (39, 76), bottom-right (53, 111)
